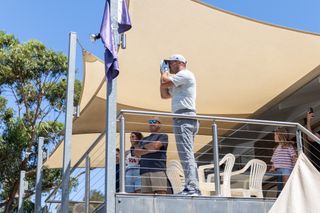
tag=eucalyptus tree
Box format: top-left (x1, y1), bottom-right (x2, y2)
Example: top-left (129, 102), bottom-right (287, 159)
top-left (0, 31), bottom-right (81, 212)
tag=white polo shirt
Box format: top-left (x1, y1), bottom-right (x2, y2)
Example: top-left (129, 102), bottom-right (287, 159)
top-left (168, 69), bottom-right (196, 113)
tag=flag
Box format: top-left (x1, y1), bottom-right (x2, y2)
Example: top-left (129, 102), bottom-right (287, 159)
top-left (118, 0), bottom-right (132, 34)
top-left (100, 0), bottom-right (132, 80)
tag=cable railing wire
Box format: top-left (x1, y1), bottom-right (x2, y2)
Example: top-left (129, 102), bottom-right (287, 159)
top-left (46, 110), bottom-right (320, 206)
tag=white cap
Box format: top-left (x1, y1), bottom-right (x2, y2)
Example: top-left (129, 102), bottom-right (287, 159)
top-left (164, 54), bottom-right (187, 64)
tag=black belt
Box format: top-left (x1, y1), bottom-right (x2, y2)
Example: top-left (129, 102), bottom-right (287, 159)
top-left (174, 109), bottom-right (196, 114)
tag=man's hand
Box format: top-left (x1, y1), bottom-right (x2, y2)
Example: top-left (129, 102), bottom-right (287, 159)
top-left (307, 111), bottom-right (314, 122)
top-left (134, 148), bottom-right (146, 157)
top-left (160, 72), bottom-right (174, 87)
top-left (306, 111), bottom-right (320, 141)
top-left (161, 71), bottom-right (169, 80)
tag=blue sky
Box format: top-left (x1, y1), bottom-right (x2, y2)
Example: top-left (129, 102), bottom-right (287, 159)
top-left (205, 0), bottom-right (320, 34)
top-left (1, 0), bottom-right (319, 77)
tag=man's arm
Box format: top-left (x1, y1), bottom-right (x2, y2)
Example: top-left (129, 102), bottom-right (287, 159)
top-left (134, 141), bottom-right (163, 157)
top-left (306, 112), bottom-right (320, 141)
top-left (143, 140), bottom-right (163, 150)
top-left (160, 84), bottom-right (171, 99)
top-left (160, 72), bottom-right (173, 99)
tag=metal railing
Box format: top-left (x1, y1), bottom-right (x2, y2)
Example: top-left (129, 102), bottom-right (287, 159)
top-left (45, 131), bottom-right (107, 212)
top-left (44, 109), bottom-right (320, 211)
top-left (117, 110), bottom-right (320, 197)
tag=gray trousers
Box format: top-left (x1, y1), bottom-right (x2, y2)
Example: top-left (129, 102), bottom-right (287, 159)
top-left (173, 114), bottom-right (199, 191)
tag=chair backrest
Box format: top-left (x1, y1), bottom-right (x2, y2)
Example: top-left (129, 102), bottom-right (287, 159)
top-left (201, 153), bottom-right (235, 182)
top-left (166, 160), bottom-right (185, 194)
top-left (246, 159), bottom-right (267, 190)
top-left (219, 153), bottom-right (235, 188)
top-left (198, 153), bottom-right (235, 196)
top-left (198, 153), bottom-right (235, 185)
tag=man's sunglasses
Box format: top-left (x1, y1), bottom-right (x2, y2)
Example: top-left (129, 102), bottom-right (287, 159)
top-left (148, 119), bottom-right (160, 124)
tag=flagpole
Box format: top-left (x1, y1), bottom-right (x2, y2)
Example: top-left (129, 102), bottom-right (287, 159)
top-left (99, 0), bottom-right (131, 211)
top-left (105, 0), bottom-right (119, 212)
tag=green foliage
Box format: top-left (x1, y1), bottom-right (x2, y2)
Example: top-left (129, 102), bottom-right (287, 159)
top-left (89, 190), bottom-right (104, 208)
top-left (0, 31), bottom-right (82, 212)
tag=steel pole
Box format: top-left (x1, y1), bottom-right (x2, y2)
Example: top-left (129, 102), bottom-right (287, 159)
top-left (104, 1), bottom-right (119, 212)
top-left (212, 123), bottom-right (221, 196)
top-left (84, 156), bottom-right (91, 213)
top-left (119, 116), bottom-right (126, 193)
top-left (104, 79), bottom-right (117, 213)
top-left (18, 170), bottom-right (26, 213)
top-left (296, 128), bottom-right (303, 154)
top-left (34, 137), bottom-right (44, 213)
top-left (61, 32), bottom-right (77, 213)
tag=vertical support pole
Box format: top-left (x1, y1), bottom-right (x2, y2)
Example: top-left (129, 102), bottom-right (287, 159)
top-left (105, 79), bottom-right (117, 213)
top-left (105, 81), bottom-right (117, 212)
top-left (105, 1), bottom-right (119, 213)
top-left (61, 32), bottom-right (77, 213)
top-left (212, 122), bottom-right (221, 196)
top-left (119, 115), bottom-right (126, 193)
top-left (18, 170), bottom-right (26, 213)
top-left (85, 156), bottom-right (91, 213)
top-left (296, 128), bottom-right (303, 154)
top-left (35, 137), bottom-right (44, 213)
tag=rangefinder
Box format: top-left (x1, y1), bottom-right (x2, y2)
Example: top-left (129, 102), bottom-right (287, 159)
top-left (160, 60), bottom-right (169, 73)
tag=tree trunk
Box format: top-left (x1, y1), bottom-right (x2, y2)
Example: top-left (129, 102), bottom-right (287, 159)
top-left (4, 180), bottom-right (19, 213)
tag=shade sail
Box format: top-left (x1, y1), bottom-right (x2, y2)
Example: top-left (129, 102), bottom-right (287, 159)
top-left (117, 0), bottom-right (320, 115)
top-left (45, 0), bottom-right (320, 168)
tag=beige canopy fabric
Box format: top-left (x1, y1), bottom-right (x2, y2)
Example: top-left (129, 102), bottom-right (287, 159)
top-left (44, 0), bottom-right (320, 168)
top-left (268, 153), bottom-right (320, 213)
top-left (118, 0), bottom-right (320, 114)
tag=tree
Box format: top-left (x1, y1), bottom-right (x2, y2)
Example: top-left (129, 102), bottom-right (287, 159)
top-left (0, 31), bottom-right (82, 212)
top-left (89, 189), bottom-right (104, 208)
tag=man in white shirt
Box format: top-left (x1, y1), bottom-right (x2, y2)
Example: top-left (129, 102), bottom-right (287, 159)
top-left (160, 54), bottom-right (200, 196)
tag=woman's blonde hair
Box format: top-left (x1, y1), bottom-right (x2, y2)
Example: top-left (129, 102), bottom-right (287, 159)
top-left (275, 127), bottom-right (293, 147)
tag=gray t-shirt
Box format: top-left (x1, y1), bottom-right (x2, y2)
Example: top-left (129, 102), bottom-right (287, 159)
top-left (169, 69), bottom-right (196, 113)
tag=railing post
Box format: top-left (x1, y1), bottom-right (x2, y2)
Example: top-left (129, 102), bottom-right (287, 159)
top-left (212, 122), bottom-right (221, 196)
top-left (296, 127), bottom-right (303, 154)
top-left (18, 170), bottom-right (26, 213)
top-left (84, 156), bottom-right (91, 213)
top-left (119, 115), bottom-right (126, 193)
top-left (61, 32), bottom-right (77, 213)
top-left (35, 137), bottom-right (44, 213)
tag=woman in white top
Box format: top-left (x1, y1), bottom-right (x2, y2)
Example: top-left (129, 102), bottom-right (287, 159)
top-left (125, 132), bottom-right (143, 193)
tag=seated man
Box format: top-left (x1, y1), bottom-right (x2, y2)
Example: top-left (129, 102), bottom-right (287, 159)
top-left (135, 117), bottom-right (169, 194)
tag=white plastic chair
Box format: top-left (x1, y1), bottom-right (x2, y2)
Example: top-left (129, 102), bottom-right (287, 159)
top-left (166, 160), bottom-right (185, 194)
top-left (230, 159), bottom-right (267, 198)
top-left (198, 153), bottom-right (235, 196)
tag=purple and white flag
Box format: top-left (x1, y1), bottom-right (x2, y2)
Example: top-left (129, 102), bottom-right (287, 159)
top-left (118, 0), bottom-right (132, 34)
top-left (100, 0), bottom-right (132, 80)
